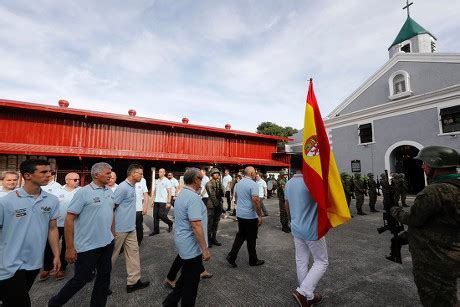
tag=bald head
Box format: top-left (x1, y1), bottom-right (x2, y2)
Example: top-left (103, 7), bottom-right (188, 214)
top-left (244, 166), bottom-right (256, 179)
top-left (65, 172), bottom-right (80, 189)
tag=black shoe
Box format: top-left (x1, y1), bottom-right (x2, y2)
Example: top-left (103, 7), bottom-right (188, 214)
top-left (168, 224), bottom-right (173, 233)
top-left (226, 255), bottom-right (237, 268)
top-left (357, 211), bottom-right (367, 216)
top-left (149, 232), bottom-right (159, 236)
top-left (107, 289), bottom-right (113, 296)
top-left (211, 238), bottom-right (222, 247)
top-left (249, 259), bottom-right (265, 266)
top-left (281, 227), bottom-right (291, 233)
top-left (127, 280), bottom-right (150, 293)
top-left (370, 209), bottom-right (379, 212)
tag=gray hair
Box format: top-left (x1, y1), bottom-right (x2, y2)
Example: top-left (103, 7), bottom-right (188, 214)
top-left (183, 167), bottom-right (201, 184)
top-left (91, 162), bottom-right (112, 178)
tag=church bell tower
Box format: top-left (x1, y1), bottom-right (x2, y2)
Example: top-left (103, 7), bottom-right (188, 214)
top-left (388, 1), bottom-right (437, 58)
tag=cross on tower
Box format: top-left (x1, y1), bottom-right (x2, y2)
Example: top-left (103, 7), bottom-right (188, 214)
top-left (403, 0), bottom-right (414, 17)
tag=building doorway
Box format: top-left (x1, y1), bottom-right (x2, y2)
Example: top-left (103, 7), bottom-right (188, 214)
top-left (389, 145), bottom-right (425, 194)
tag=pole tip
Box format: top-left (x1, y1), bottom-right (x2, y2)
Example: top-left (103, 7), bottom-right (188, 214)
top-left (309, 78), bottom-right (313, 82)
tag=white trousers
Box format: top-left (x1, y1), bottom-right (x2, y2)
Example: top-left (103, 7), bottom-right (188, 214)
top-left (294, 236), bottom-right (329, 300)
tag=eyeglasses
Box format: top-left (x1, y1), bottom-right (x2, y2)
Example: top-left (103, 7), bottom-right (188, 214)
top-left (67, 179), bottom-right (79, 182)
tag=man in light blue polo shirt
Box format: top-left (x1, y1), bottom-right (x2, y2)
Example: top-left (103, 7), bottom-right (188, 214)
top-left (40, 172), bottom-right (80, 282)
top-left (112, 164), bottom-right (150, 293)
top-left (0, 159), bottom-right (61, 306)
top-left (49, 162), bottom-right (115, 307)
top-left (227, 166), bottom-right (265, 268)
top-left (0, 171), bottom-right (19, 198)
top-left (285, 154), bottom-right (328, 306)
top-left (163, 168), bottom-right (210, 307)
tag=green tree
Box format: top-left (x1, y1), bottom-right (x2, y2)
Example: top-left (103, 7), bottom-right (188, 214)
top-left (256, 122), bottom-right (298, 139)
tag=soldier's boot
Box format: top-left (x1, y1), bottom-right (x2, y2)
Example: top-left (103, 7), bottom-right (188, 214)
top-left (357, 210), bottom-right (367, 216)
top-left (370, 205), bottom-right (379, 212)
top-left (211, 233), bottom-right (222, 246)
top-left (281, 224), bottom-right (291, 233)
top-left (208, 234), bottom-right (213, 248)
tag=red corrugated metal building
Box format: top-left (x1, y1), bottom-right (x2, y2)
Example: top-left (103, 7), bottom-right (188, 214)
top-left (0, 99), bottom-right (289, 185)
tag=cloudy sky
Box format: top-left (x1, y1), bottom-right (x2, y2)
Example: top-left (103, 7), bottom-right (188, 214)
top-left (1, 0), bottom-right (459, 132)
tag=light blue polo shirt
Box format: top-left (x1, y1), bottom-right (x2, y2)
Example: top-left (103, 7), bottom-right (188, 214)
top-left (235, 177), bottom-right (259, 219)
top-left (67, 182), bottom-right (115, 253)
top-left (114, 180), bottom-right (136, 233)
top-left (174, 186), bottom-right (208, 260)
top-left (56, 185), bottom-right (80, 227)
top-left (285, 174), bottom-right (318, 241)
top-left (0, 188), bottom-right (59, 280)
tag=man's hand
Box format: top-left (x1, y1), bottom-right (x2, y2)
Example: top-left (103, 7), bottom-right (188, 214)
top-left (53, 256), bottom-right (61, 273)
top-left (142, 208), bottom-right (148, 215)
top-left (257, 216), bottom-right (263, 226)
top-left (202, 249), bottom-right (211, 261)
top-left (66, 247), bottom-right (78, 264)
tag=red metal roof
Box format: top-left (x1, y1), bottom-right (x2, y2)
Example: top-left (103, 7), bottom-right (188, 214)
top-left (0, 99), bottom-right (290, 141)
top-left (0, 99), bottom-right (290, 167)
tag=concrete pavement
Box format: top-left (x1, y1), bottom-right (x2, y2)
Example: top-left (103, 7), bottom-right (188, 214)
top-left (31, 197), bottom-right (425, 306)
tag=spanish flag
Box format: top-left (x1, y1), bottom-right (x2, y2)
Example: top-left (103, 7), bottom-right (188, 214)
top-left (302, 79), bottom-right (351, 239)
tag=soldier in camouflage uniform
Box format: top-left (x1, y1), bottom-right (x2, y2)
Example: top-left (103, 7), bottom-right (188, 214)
top-left (391, 173), bottom-right (401, 206)
top-left (391, 146), bottom-right (460, 306)
top-left (398, 173), bottom-right (409, 207)
top-left (366, 173), bottom-right (379, 213)
top-left (341, 172), bottom-right (352, 207)
top-left (277, 171), bottom-right (290, 233)
top-left (354, 173), bottom-right (367, 215)
top-left (206, 168), bottom-right (225, 247)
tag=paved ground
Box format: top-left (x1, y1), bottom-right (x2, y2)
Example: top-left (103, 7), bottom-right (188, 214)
top-left (31, 197), bottom-right (426, 306)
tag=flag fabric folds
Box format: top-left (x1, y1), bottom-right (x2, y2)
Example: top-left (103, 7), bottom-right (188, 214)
top-left (302, 79), bottom-right (351, 239)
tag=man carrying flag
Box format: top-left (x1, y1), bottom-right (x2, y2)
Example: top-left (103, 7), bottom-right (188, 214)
top-left (286, 80), bottom-right (351, 307)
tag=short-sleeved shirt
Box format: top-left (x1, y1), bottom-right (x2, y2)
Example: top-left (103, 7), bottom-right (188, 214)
top-left (256, 179), bottom-right (267, 198)
top-left (154, 177), bottom-right (172, 203)
top-left (56, 185), bottom-right (80, 227)
top-left (200, 175), bottom-right (209, 198)
top-left (108, 184), bottom-right (118, 192)
top-left (114, 180), bottom-right (136, 233)
top-left (67, 182), bottom-right (115, 253)
top-left (44, 181), bottom-right (62, 196)
top-left (222, 175), bottom-right (233, 192)
top-left (285, 174), bottom-right (318, 241)
top-left (0, 187), bottom-right (14, 198)
top-left (0, 188), bottom-right (59, 280)
top-left (170, 177), bottom-right (179, 197)
top-left (174, 186), bottom-right (208, 260)
top-left (135, 178), bottom-right (148, 211)
top-left (235, 177), bottom-right (259, 219)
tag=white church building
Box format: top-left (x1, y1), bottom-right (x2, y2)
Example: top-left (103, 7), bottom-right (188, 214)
top-left (288, 11), bottom-right (460, 194)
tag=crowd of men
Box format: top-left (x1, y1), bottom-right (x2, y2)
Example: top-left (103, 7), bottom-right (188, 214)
top-left (0, 145), bottom-right (458, 307)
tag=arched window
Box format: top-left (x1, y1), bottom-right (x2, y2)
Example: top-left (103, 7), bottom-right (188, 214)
top-left (388, 70), bottom-right (412, 100)
top-left (393, 74), bottom-right (406, 94)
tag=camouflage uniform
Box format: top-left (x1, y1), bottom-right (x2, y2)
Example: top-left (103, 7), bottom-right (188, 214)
top-left (367, 173), bottom-right (379, 212)
top-left (354, 173), bottom-right (367, 215)
top-left (341, 172), bottom-right (352, 207)
top-left (206, 169), bottom-right (224, 247)
top-left (397, 174), bottom-right (409, 207)
top-left (277, 173), bottom-right (289, 232)
top-left (392, 174), bottom-right (460, 306)
top-left (391, 173), bottom-right (401, 206)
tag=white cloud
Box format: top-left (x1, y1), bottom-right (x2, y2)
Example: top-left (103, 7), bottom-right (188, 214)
top-left (0, 0), bottom-right (459, 132)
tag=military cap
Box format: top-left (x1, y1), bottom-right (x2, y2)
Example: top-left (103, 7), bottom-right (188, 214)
top-left (209, 168), bottom-right (220, 175)
top-left (415, 146), bottom-right (459, 168)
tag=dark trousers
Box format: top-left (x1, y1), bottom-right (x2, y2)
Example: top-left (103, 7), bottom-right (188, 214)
top-left (167, 254), bottom-right (205, 281)
top-left (44, 227), bottom-right (67, 272)
top-left (136, 211), bottom-right (144, 245)
top-left (154, 202), bottom-right (173, 233)
top-left (49, 241), bottom-right (114, 307)
top-left (228, 217), bottom-right (259, 264)
top-left (225, 191), bottom-right (231, 210)
top-left (163, 254), bottom-right (204, 307)
top-left (0, 269), bottom-right (39, 307)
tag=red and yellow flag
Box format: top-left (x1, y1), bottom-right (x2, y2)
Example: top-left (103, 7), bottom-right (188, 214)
top-left (302, 79), bottom-right (351, 239)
